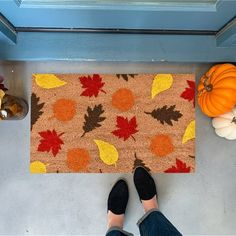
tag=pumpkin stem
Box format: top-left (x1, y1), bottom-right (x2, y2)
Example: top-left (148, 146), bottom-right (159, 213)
top-left (232, 117), bottom-right (236, 124)
top-left (203, 75), bottom-right (213, 92)
top-left (205, 84), bottom-right (213, 92)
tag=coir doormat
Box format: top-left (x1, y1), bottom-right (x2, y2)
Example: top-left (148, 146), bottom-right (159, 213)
top-left (30, 73), bottom-right (195, 173)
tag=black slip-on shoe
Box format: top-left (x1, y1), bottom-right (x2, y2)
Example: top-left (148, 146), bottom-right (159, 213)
top-left (134, 166), bottom-right (157, 201)
top-left (107, 179), bottom-right (129, 215)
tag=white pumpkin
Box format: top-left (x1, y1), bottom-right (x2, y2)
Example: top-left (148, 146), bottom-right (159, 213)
top-left (212, 107), bottom-right (236, 140)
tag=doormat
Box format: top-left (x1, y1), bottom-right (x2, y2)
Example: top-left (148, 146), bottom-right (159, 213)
top-left (30, 73), bottom-right (195, 173)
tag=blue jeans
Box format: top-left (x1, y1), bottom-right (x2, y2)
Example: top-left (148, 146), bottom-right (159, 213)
top-left (106, 209), bottom-right (182, 236)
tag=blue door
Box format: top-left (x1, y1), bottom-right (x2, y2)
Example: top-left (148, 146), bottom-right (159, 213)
top-left (0, 0), bottom-right (235, 30)
top-left (0, 0), bottom-right (236, 61)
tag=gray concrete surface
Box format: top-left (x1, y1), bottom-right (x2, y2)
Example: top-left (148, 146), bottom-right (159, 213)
top-left (0, 62), bottom-right (235, 235)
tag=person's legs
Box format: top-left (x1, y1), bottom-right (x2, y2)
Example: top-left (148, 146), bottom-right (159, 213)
top-left (134, 167), bottom-right (182, 236)
top-left (105, 179), bottom-right (133, 236)
top-left (137, 210), bottom-right (182, 236)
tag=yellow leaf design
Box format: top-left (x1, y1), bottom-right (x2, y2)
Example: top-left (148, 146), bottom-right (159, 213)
top-left (34, 74), bottom-right (67, 89)
top-left (151, 74), bottom-right (173, 99)
top-left (94, 139), bottom-right (119, 166)
top-left (30, 161), bottom-right (47, 174)
top-left (182, 120), bottom-right (195, 144)
top-left (0, 89), bottom-right (5, 108)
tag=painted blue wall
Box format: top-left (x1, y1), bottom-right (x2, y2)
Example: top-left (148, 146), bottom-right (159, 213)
top-left (0, 32), bottom-right (14, 44)
top-left (216, 18), bottom-right (236, 47)
top-left (0, 13), bottom-right (17, 44)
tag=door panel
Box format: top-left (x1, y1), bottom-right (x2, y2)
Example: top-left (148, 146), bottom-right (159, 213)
top-left (0, 0), bottom-right (235, 30)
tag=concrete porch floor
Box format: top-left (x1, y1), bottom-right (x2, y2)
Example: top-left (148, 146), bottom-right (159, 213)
top-left (0, 62), bottom-right (235, 235)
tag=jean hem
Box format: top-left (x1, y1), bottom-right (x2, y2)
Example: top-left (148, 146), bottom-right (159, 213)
top-left (106, 226), bottom-right (133, 236)
top-left (136, 208), bottom-right (159, 226)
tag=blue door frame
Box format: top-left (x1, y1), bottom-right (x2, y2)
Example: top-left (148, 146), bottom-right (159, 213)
top-left (0, 0), bottom-right (236, 61)
top-left (1, 0), bottom-right (236, 30)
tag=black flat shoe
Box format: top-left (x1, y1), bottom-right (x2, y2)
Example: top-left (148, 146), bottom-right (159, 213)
top-left (134, 166), bottom-right (157, 201)
top-left (108, 179), bottom-right (129, 215)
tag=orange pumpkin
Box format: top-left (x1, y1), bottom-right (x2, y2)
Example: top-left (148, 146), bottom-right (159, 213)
top-left (197, 63), bottom-right (236, 117)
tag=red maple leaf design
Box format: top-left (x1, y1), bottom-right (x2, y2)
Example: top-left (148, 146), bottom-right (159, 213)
top-left (164, 158), bottom-right (191, 173)
top-left (112, 116), bottom-right (138, 141)
top-left (79, 74), bottom-right (106, 97)
top-left (37, 129), bottom-right (64, 157)
top-left (180, 80), bottom-right (195, 107)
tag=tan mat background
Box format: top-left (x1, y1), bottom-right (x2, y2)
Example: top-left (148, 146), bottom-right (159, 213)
top-left (30, 73), bottom-right (195, 173)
